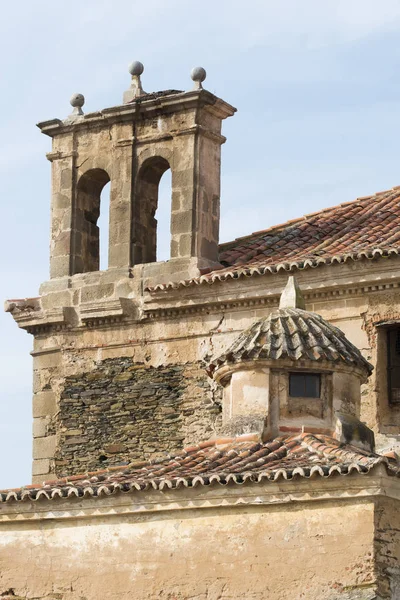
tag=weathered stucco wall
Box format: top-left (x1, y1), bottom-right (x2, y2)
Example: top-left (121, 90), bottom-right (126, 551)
top-left (0, 498), bottom-right (379, 600)
top-left (374, 497), bottom-right (400, 598)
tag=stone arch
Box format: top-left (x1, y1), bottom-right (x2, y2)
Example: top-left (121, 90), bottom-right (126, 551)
top-left (72, 168), bottom-right (111, 274)
top-left (132, 156), bottom-right (171, 264)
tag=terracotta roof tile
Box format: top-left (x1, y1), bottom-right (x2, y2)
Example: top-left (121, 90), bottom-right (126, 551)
top-left (207, 307), bottom-right (373, 376)
top-left (1, 432), bottom-right (396, 503)
top-left (147, 187), bottom-right (400, 291)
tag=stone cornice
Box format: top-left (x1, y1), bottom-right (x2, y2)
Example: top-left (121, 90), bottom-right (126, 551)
top-left (37, 90), bottom-right (236, 138)
top-left (143, 277), bottom-right (400, 320)
top-left (0, 466), bottom-right (396, 524)
top-left (7, 259), bottom-right (400, 335)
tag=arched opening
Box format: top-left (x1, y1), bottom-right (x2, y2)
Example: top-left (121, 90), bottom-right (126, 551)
top-left (132, 157), bottom-right (171, 264)
top-left (73, 169), bottom-right (110, 274)
top-left (98, 181), bottom-right (111, 270)
top-left (157, 169), bottom-right (172, 262)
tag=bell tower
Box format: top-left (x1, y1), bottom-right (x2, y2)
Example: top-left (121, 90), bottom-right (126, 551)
top-left (38, 62), bottom-right (236, 282)
top-left (6, 62), bottom-right (236, 482)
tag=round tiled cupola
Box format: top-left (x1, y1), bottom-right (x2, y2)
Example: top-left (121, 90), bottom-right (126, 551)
top-left (208, 306), bottom-right (372, 382)
top-left (208, 276), bottom-right (373, 440)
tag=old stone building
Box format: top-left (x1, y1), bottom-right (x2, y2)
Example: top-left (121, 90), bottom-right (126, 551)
top-left (3, 62), bottom-right (400, 599)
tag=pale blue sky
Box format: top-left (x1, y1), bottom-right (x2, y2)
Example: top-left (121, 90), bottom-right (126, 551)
top-left (2, 0), bottom-right (400, 488)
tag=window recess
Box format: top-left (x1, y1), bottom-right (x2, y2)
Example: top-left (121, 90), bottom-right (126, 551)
top-left (289, 373), bottom-right (321, 399)
top-left (387, 328), bottom-right (400, 405)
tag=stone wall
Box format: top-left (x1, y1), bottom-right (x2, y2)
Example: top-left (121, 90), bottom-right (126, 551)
top-left (24, 259), bottom-right (400, 481)
top-left (55, 358), bottom-right (222, 476)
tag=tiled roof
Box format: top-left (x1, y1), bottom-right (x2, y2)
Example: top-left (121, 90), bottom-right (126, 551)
top-left (2, 432), bottom-right (395, 503)
top-left (208, 307), bottom-right (373, 376)
top-left (148, 186), bottom-right (400, 291)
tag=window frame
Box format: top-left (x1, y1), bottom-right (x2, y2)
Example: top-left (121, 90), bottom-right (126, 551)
top-left (288, 372), bottom-right (321, 399)
top-left (387, 327), bottom-right (400, 406)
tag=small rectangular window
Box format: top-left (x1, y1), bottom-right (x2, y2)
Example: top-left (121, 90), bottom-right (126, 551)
top-left (387, 328), bottom-right (400, 405)
top-left (289, 373), bottom-right (321, 398)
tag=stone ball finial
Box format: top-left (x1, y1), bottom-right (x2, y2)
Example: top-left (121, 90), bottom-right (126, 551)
top-left (70, 93), bottom-right (85, 109)
top-left (124, 61), bottom-right (145, 103)
top-left (129, 61), bottom-right (144, 76)
top-left (69, 93), bottom-right (85, 117)
top-left (191, 66), bottom-right (206, 84)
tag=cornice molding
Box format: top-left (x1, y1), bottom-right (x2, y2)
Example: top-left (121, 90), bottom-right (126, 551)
top-left (0, 467), bottom-right (395, 524)
top-left (143, 279), bottom-right (400, 320)
top-left (7, 269), bottom-right (400, 335)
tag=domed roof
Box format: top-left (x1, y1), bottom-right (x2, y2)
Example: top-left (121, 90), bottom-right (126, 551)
top-left (208, 278), bottom-right (372, 377)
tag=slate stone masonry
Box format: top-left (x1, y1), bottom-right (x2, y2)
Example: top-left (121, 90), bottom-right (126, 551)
top-left (55, 358), bottom-right (222, 477)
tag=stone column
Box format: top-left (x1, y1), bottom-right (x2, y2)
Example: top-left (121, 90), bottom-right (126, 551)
top-left (108, 123), bottom-right (135, 269)
top-left (169, 113), bottom-right (225, 268)
top-left (47, 135), bottom-right (76, 279)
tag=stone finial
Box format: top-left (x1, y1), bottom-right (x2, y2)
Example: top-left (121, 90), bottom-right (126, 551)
top-left (69, 93), bottom-right (85, 117)
top-left (191, 66), bottom-right (206, 90)
top-left (123, 61), bottom-right (146, 103)
top-left (279, 276), bottom-right (306, 310)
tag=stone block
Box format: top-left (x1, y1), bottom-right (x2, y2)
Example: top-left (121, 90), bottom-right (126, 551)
top-left (200, 237), bottom-right (218, 261)
top-left (172, 168), bottom-right (194, 189)
top-left (33, 418), bottom-right (47, 438)
top-left (60, 168), bottom-right (72, 189)
top-left (110, 201), bottom-right (130, 224)
top-left (212, 194), bottom-right (219, 217)
top-left (33, 350), bottom-right (61, 370)
top-left (171, 191), bottom-right (181, 212)
top-left (32, 372), bottom-right (41, 394)
top-left (81, 283), bottom-right (115, 303)
top-left (109, 219), bottom-right (130, 245)
top-left (32, 459), bottom-right (50, 476)
top-left (39, 277), bottom-right (70, 295)
top-left (104, 444), bottom-right (126, 453)
top-left (52, 192), bottom-right (70, 210)
top-left (41, 290), bottom-right (73, 310)
top-left (335, 413), bottom-right (375, 453)
top-left (33, 435), bottom-right (57, 459)
top-left (108, 242), bottom-right (130, 268)
top-left (170, 238), bottom-right (178, 258)
top-left (178, 233), bottom-right (192, 257)
top-left (33, 391), bottom-right (56, 418)
top-left (71, 270), bottom-right (101, 287)
top-left (50, 255), bottom-right (71, 279)
top-left (52, 230), bottom-right (72, 257)
top-left (171, 210), bottom-right (194, 235)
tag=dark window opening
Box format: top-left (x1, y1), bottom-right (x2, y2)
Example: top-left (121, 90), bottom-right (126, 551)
top-left (73, 168), bottom-right (110, 274)
top-left (289, 373), bottom-right (321, 398)
top-left (387, 328), bottom-right (400, 405)
top-left (133, 156), bottom-right (171, 265)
